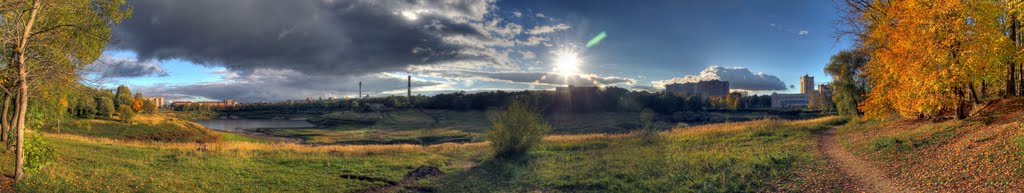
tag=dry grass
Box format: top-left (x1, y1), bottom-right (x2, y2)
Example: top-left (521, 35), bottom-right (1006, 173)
top-left (666, 119), bottom-right (779, 137)
top-left (43, 131), bottom-right (642, 157)
top-left (543, 132), bottom-right (637, 142)
top-left (43, 133), bottom-right (438, 156)
top-left (42, 127), bottom-right (674, 157)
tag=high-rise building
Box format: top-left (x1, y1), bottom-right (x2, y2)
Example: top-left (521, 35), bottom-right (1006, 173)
top-left (800, 74), bottom-right (815, 94)
top-left (817, 84), bottom-right (832, 96)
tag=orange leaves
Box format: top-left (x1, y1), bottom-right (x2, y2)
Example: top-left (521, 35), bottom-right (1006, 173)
top-left (857, 0), bottom-right (1011, 119)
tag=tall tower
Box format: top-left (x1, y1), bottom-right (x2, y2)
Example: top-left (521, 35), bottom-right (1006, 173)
top-left (407, 75), bottom-right (412, 106)
top-left (358, 81), bottom-right (362, 99)
top-left (800, 74), bottom-right (814, 94)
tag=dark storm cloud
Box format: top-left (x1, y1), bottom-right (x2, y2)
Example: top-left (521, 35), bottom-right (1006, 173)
top-left (419, 70), bottom-right (636, 86)
top-left (88, 55), bottom-right (168, 78)
top-left (135, 69), bottom-right (442, 102)
top-left (652, 66), bottom-right (787, 91)
top-left (112, 0), bottom-right (504, 76)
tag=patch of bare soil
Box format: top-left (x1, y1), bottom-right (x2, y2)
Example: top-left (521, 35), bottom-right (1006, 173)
top-left (352, 164), bottom-right (456, 193)
top-left (819, 128), bottom-right (911, 193)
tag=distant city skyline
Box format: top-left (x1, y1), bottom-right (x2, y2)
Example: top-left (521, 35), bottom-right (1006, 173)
top-left (88, 0), bottom-right (853, 102)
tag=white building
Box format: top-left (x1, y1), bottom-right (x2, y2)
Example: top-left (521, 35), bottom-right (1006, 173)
top-left (771, 93), bottom-right (809, 108)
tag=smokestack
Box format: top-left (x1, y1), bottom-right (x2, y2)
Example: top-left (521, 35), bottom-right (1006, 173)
top-left (358, 81), bottom-right (362, 99)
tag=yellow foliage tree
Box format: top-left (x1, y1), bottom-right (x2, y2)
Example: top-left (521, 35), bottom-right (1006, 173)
top-left (853, 0), bottom-right (1011, 119)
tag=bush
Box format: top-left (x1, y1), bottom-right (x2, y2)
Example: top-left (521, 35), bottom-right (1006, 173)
top-left (638, 109), bottom-right (660, 144)
top-left (25, 134), bottom-right (56, 173)
top-left (486, 100), bottom-right (550, 158)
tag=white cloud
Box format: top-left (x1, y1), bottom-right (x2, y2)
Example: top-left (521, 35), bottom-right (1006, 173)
top-left (527, 23), bottom-right (571, 35)
top-left (512, 11), bottom-right (522, 17)
top-left (798, 30), bottom-right (809, 35)
top-left (518, 36), bottom-right (549, 46)
top-left (651, 66), bottom-right (787, 91)
top-left (520, 51), bottom-right (536, 59)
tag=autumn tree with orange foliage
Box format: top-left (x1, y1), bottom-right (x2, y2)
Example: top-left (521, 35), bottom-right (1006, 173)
top-left (843, 0), bottom-right (1019, 119)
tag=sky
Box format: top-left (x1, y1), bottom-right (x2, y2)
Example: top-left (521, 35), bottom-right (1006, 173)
top-left (89, 0), bottom-right (853, 103)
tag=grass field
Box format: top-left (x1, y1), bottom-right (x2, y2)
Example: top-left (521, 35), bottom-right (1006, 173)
top-left (37, 113), bottom-right (221, 143)
top-left (3, 115), bottom-right (852, 192)
top-left (432, 117), bottom-right (852, 192)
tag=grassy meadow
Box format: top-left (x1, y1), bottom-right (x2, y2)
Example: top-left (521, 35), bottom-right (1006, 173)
top-left (0, 115), bottom-right (856, 192)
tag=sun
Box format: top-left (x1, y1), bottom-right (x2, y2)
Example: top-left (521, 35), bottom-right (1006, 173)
top-left (553, 51), bottom-right (580, 76)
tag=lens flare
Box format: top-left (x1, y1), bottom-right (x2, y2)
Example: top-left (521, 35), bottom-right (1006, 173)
top-left (554, 51), bottom-right (580, 76)
top-left (586, 31), bottom-right (607, 48)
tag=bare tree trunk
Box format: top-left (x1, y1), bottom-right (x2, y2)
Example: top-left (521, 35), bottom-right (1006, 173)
top-left (955, 85), bottom-right (967, 120)
top-left (969, 82), bottom-right (979, 103)
top-left (1010, 17), bottom-right (1018, 96)
top-left (1, 94), bottom-right (10, 143)
top-left (13, 0), bottom-right (41, 181)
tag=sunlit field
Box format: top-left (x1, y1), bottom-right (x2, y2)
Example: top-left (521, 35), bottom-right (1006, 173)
top-left (0, 117), bottom-right (853, 192)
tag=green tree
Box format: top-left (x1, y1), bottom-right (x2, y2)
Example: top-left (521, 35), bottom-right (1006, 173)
top-left (142, 100), bottom-right (157, 114)
top-left (118, 105), bottom-right (134, 124)
top-left (486, 100), bottom-right (550, 158)
top-left (95, 97), bottom-right (115, 119)
top-left (824, 49), bottom-right (870, 117)
top-left (0, 0), bottom-right (125, 179)
top-left (75, 96), bottom-right (96, 118)
top-left (114, 85), bottom-right (132, 108)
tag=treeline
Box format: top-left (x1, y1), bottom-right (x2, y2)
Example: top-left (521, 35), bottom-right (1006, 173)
top-left (212, 87), bottom-right (777, 115)
top-left (833, 0), bottom-right (1024, 119)
top-left (66, 85), bottom-right (158, 123)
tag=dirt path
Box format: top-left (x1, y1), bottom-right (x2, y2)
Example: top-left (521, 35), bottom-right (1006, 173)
top-left (819, 127), bottom-right (910, 193)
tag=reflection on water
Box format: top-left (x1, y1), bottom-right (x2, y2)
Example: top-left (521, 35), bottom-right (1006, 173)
top-left (194, 119), bottom-right (315, 132)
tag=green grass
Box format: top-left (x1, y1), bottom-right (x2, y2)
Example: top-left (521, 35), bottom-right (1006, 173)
top-left (1, 135), bottom-right (452, 192)
top-left (430, 117), bottom-right (847, 192)
top-left (38, 115), bottom-right (221, 143)
top-left (217, 131), bottom-right (280, 144)
top-left (7, 116), bottom-right (847, 192)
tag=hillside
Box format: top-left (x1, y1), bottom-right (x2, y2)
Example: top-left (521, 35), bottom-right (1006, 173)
top-left (834, 98), bottom-right (1024, 191)
top-left (0, 117), bottom-right (853, 192)
top-left (36, 113), bottom-right (223, 143)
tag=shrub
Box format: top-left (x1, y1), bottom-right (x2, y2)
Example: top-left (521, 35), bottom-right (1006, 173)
top-left (25, 134), bottom-right (56, 173)
top-left (638, 109), bottom-right (660, 144)
top-left (486, 100), bottom-right (550, 158)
